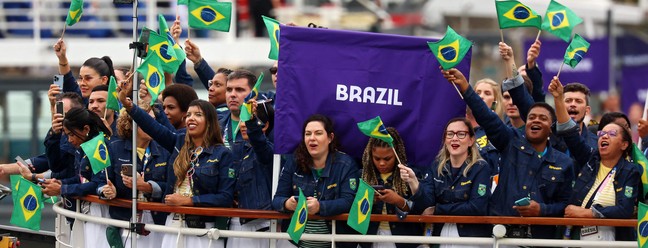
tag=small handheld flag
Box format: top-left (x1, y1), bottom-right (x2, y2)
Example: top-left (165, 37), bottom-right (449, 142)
top-left (357, 116), bottom-right (394, 146)
top-left (177, 0), bottom-right (188, 5)
top-left (563, 34), bottom-right (590, 68)
top-left (65, 0), bottom-right (84, 26)
top-left (10, 175), bottom-right (43, 231)
top-left (287, 188), bottom-right (308, 244)
top-left (639, 202), bottom-right (648, 248)
top-left (80, 132), bottom-right (111, 174)
top-left (633, 144), bottom-right (648, 201)
top-left (106, 76), bottom-right (120, 112)
top-left (262, 16), bottom-right (280, 60)
top-left (239, 73), bottom-right (264, 122)
top-left (137, 55), bottom-right (166, 104)
top-left (495, 0), bottom-right (542, 29)
top-left (347, 179), bottom-right (374, 235)
top-left (427, 26), bottom-right (472, 70)
top-left (188, 0), bottom-right (232, 32)
top-left (541, 0), bottom-right (583, 42)
top-left (159, 14), bottom-right (187, 64)
top-left (147, 29), bottom-right (181, 74)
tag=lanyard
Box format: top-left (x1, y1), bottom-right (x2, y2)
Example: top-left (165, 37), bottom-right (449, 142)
top-left (142, 147), bottom-right (151, 171)
top-left (591, 166), bottom-right (616, 203)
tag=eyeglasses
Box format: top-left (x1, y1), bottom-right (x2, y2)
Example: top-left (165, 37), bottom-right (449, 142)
top-left (269, 67), bottom-right (278, 75)
top-left (597, 129), bottom-right (618, 138)
top-left (445, 131), bottom-right (469, 139)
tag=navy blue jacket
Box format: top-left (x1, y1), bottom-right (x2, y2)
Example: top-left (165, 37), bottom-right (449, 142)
top-left (41, 130), bottom-right (77, 180)
top-left (474, 127), bottom-right (501, 175)
top-left (427, 160), bottom-right (492, 237)
top-left (463, 86), bottom-right (574, 239)
top-left (234, 118), bottom-right (274, 211)
top-left (106, 138), bottom-right (171, 225)
top-left (525, 64), bottom-right (546, 103)
top-left (174, 59), bottom-right (195, 86)
top-left (59, 148), bottom-right (107, 198)
top-left (62, 71), bottom-right (85, 105)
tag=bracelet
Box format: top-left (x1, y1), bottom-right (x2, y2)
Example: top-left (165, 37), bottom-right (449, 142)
top-left (59, 62), bottom-right (68, 66)
top-left (31, 174), bottom-right (37, 182)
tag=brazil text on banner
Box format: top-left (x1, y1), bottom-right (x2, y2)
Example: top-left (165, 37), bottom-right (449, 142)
top-left (274, 26), bottom-right (469, 166)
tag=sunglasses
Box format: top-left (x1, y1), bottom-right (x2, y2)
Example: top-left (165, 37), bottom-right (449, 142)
top-left (269, 67), bottom-right (278, 75)
top-left (445, 131), bottom-right (469, 139)
top-left (597, 129), bottom-right (618, 138)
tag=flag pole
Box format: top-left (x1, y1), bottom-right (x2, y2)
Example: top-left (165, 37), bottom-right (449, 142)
top-left (390, 146), bottom-right (403, 166)
top-left (556, 62), bottom-right (565, 78)
top-left (129, 1), bottom-right (141, 248)
top-left (61, 25), bottom-right (67, 40)
top-left (451, 82), bottom-right (464, 100)
top-left (499, 29), bottom-right (504, 43)
top-left (535, 30), bottom-right (542, 41)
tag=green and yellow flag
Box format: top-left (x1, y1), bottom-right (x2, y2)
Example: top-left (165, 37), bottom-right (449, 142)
top-left (357, 116), bottom-right (394, 147)
top-left (10, 175), bottom-right (43, 231)
top-left (262, 16), bottom-right (280, 60)
top-left (287, 188), bottom-right (308, 244)
top-left (495, 0), bottom-right (542, 29)
top-left (541, 0), bottom-right (583, 42)
top-left (137, 55), bottom-right (166, 104)
top-left (80, 132), bottom-right (111, 174)
top-left (639, 202), bottom-right (648, 247)
top-left (427, 26), bottom-right (472, 70)
top-left (633, 144), bottom-right (648, 200)
top-left (178, 0), bottom-right (188, 5)
top-left (239, 73), bottom-right (264, 122)
top-left (188, 0), bottom-right (232, 32)
top-left (347, 179), bottom-right (374, 235)
top-left (106, 76), bottom-right (120, 111)
top-left (159, 14), bottom-right (187, 64)
top-left (147, 28), bottom-right (181, 74)
top-left (65, 0), bottom-right (84, 26)
top-left (563, 34), bottom-right (590, 68)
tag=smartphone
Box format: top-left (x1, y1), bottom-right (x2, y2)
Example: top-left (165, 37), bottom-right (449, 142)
top-left (15, 156), bottom-right (30, 169)
top-left (56, 101), bottom-right (64, 116)
top-left (121, 164), bottom-right (133, 177)
top-left (371, 185), bottom-right (385, 191)
top-left (514, 197), bottom-right (531, 206)
top-left (53, 75), bottom-right (64, 89)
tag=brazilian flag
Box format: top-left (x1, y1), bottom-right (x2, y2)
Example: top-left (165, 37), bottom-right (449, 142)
top-left (427, 26), bottom-right (472, 70)
top-left (137, 55), bottom-right (166, 104)
top-left (495, 0), bottom-right (542, 29)
top-left (633, 144), bottom-right (648, 201)
top-left (106, 76), bottom-right (120, 111)
top-left (262, 16), bottom-right (280, 60)
top-left (347, 179), bottom-right (374, 235)
top-left (65, 0), bottom-right (84, 26)
top-left (147, 28), bottom-right (181, 74)
top-left (178, 0), bottom-right (188, 5)
top-left (563, 34), bottom-right (590, 68)
top-left (239, 73), bottom-right (264, 122)
top-left (287, 188), bottom-right (308, 243)
top-left (159, 14), bottom-right (187, 64)
top-left (10, 175), bottom-right (43, 231)
top-left (357, 116), bottom-right (394, 147)
top-left (80, 132), bottom-right (111, 174)
top-left (639, 202), bottom-right (648, 247)
top-left (541, 0), bottom-right (583, 42)
top-left (188, 0), bottom-right (232, 32)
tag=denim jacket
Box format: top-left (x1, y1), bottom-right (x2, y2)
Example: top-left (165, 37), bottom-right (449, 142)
top-left (474, 127), bottom-right (501, 175)
top-left (43, 130), bottom-right (77, 180)
top-left (234, 118), bottom-right (274, 211)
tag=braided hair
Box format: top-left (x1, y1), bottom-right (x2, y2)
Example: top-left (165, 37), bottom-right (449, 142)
top-left (361, 127), bottom-right (409, 196)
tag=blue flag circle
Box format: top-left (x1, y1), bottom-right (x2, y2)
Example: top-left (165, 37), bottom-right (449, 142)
top-left (159, 44), bottom-right (173, 60)
top-left (98, 144), bottom-right (108, 160)
top-left (513, 6), bottom-right (530, 20)
top-left (23, 195), bottom-right (37, 211)
top-left (298, 208), bottom-right (307, 223)
top-left (360, 198), bottom-right (370, 215)
top-left (441, 47), bottom-right (457, 61)
top-left (149, 72), bottom-right (161, 88)
top-left (640, 221), bottom-right (648, 237)
top-left (552, 13), bottom-right (565, 27)
top-left (201, 8), bottom-right (217, 22)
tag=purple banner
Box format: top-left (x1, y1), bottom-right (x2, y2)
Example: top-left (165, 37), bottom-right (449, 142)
top-left (617, 35), bottom-right (648, 111)
top-left (524, 38), bottom-right (609, 92)
top-left (275, 26), bottom-right (471, 166)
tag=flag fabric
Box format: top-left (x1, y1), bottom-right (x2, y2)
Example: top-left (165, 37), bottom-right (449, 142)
top-left (639, 202), bottom-right (648, 248)
top-left (106, 76), bottom-right (120, 111)
top-left (10, 175), bottom-right (43, 231)
top-left (44, 196), bottom-right (59, 204)
top-left (427, 26), bottom-right (473, 70)
top-left (347, 179), bottom-right (374, 235)
top-left (287, 188), bottom-right (307, 244)
top-left (177, 0), bottom-right (188, 5)
top-left (80, 132), bottom-right (111, 174)
top-left (159, 14), bottom-right (187, 64)
top-left (563, 34), bottom-right (590, 68)
top-left (239, 73), bottom-right (264, 122)
top-left (137, 55), bottom-right (166, 104)
top-left (147, 29), bottom-right (182, 74)
top-left (495, 0), bottom-right (542, 29)
top-left (188, 0), bottom-right (232, 32)
top-left (633, 144), bottom-right (648, 200)
top-left (357, 116), bottom-right (394, 146)
top-left (541, 0), bottom-right (583, 42)
top-left (262, 15), bottom-right (280, 60)
top-left (65, 0), bottom-right (84, 26)
top-left (274, 25), bottom-right (468, 166)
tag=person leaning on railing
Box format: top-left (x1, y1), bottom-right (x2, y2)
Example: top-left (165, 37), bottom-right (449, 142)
top-left (100, 104), bottom-right (172, 247)
top-left (272, 114), bottom-right (360, 248)
top-left (118, 83), bottom-right (235, 247)
top-left (550, 77), bottom-right (641, 242)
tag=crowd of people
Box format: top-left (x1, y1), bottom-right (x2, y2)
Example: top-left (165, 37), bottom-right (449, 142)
top-left (0, 18), bottom-right (648, 248)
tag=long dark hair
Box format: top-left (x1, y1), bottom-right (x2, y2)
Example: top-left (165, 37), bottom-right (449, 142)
top-left (173, 100), bottom-right (224, 185)
top-left (361, 127), bottom-right (408, 196)
top-left (63, 107), bottom-right (111, 142)
top-left (294, 114), bottom-right (338, 174)
top-left (82, 56), bottom-right (115, 80)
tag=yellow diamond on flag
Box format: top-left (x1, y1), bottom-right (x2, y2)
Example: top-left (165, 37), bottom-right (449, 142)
top-left (191, 6), bottom-right (225, 26)
top-left (20, 186), bottom-right (40, 222)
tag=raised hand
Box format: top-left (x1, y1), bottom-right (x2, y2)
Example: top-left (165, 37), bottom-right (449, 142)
top-left (440, 68), bottom-right (469, 93)
top-left (184, 39), bottom-right (203, 64)
top-left (526, 40), bottom-right (541, 69)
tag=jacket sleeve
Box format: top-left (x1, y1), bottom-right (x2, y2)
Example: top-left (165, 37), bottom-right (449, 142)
top-left (272, 158), bottom-right (296, 212)
top-left (246, 118), bottom-right (274, 165)
top-left (153, 103), bottom-right (177, 133)
top-left (409, 166), bottom-right (435, 214)
top-left (174, 59), bottom-right (194, 87)
top-left (435, 161), bottom-right (491, 216)
top-left (129, 104), bottom-right (178, 153)
top-left (44, 130), bottom-right (65, 173)
top-left (28, 154), bottom-right (51, 174)
top-left (62, 70), bottom-right (82, 99)
top-left (526, 64), bottom-right (546, 103)
top-left (592, 165), bottom-right (640, 219)
top-left (319, 161), bottom-right (360, 216)
top-left (505, 75), bottom-right (535, 123)
top-left (557, 120), bottom-right (594, 168)
top-left (61, 159), bottom-right (106, 197)
top-left (192, 150), bottom-right (235, 207)
top-left (463, 86), bottom-right (515, 152)
top-left (194, 58), bottom-right (215, 90)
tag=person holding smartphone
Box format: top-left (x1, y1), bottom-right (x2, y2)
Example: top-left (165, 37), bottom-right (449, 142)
top-left (358, 127), bottom-right (428, 248)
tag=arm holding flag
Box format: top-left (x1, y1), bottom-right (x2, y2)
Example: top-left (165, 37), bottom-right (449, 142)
top-left (526, 40), bottom-right (547, 103)
top-left (245, 112), bottom-right (274, 165)
top-left (184, 39), bottom-right (216, 89)
top-left (500, 43), bottom-right (535, 123)
top-left (53, 39), bottom-right (82, 98)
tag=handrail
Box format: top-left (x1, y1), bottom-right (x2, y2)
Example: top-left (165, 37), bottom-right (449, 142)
top-left (79, 195), bottom-right (637, 227)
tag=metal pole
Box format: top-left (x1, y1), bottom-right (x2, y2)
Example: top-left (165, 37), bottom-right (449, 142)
top-left (131, 1), bottom-right (140, 248)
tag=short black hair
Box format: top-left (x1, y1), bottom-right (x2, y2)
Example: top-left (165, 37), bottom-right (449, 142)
top-left (161, 84), bottom-right (198, 113)
top-left (598, 112), bottom-right (631, 131)
top-left (57, 92), bottom-right (84, 109)
top-left (216, 68), bottom-right (233, 76)
top-left (564, 83), bottom-right (591, 105)
top-left (227, 69), bottom-right (257, 89)
top-left (92, 84), bottom-right (108, 92)
top-left (529, 102), bottom-right (557, 124)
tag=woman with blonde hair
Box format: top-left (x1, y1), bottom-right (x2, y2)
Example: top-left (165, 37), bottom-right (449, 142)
top-left (470, 78), bottom-right (505, 175)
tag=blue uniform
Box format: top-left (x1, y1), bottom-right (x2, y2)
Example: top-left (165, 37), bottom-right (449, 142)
top-left (41, 130), bottom-right (77, 180)
top-left (106, 138), bottom-right (171, 225)
top-left (474, 127), bottom-right (501, 175)
top-left (463, 86), bottom-right (574, 239)
top-left (234, 118), bottom-right (274, 212)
